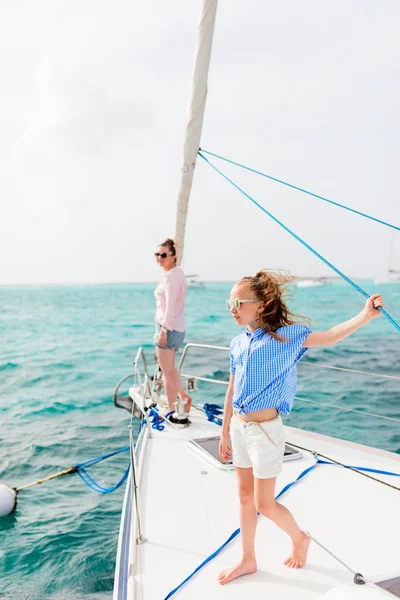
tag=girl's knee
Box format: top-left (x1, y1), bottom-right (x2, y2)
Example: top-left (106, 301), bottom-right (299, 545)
top-left (238, 484), bottom-right (254, 504)
top-left (255, 498), bottom-right (277, 517)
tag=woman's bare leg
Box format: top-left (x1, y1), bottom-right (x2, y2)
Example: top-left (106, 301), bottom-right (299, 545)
top-left (173, 371), bottom-right (192, 411)
top-left (155, 347), bottom-right (178, 411)
top-left (156, 347), bottom-right (192, 412)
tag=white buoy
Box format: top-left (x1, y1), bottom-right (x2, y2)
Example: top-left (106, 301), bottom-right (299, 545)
top-left (0, 484), bottom-right (17, 516)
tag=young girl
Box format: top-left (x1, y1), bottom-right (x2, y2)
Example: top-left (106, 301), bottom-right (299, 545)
top-left (218, 269), bottom-right (384, 586)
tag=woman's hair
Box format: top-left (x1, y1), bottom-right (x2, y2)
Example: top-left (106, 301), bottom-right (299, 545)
top-left (238, 269), bottom-right (310, 341)
top-left (159, 238), bottom-right (177, 264)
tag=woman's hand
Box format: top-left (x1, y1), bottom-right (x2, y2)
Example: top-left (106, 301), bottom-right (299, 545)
top-left (158, 330), bottom-right (168, 347)
top-left (219, 432), bottom-right (232, 461)
top-left (362, 294), bottom-right (384, 320)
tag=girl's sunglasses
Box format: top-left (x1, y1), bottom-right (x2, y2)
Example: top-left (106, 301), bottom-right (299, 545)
top-left (154, 252), bottom-right (168, 259)
top-left (226, 299), bottom-right (259, 310)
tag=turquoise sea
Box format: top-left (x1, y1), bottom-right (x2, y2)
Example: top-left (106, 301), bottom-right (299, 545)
top-left (1, 282), bottom-right (399, 599)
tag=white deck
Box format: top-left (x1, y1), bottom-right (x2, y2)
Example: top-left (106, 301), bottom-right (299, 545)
top-left (115, 405), bottom-right (400, 600)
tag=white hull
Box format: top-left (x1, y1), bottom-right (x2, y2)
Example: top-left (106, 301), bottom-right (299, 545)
top-left (297, 280), bottom-right (327, 288)
top-left (113, 396), bottom-right (400, 600)
top-left (373, 278), bottom-right (400, 285)
top-left (374, 269), bottom-right (400, 284)
top-left (187, 280), bottom-right (206, 288)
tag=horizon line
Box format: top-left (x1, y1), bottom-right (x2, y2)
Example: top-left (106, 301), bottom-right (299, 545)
top-left (0, 276), bottom-right (375, 287)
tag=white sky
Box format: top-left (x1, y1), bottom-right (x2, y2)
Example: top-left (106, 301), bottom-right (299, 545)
top-left (1, 0), bottom-right (399, 284)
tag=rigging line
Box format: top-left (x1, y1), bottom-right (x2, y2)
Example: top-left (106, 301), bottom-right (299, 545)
top-left (300, 362), bottom-right (400, 381)
top-left (307, 534), bottom-right (365, 584)
top-left (294, 396), bottom-right (400, 423)
top-left (286, 443), bottom-right (400, 492)
top-left (199, 148), bottom-right (400, 232)
top-left (198, 151), bottom-right (400, 333)
top-left (195, 395), bottom-right (399, 426)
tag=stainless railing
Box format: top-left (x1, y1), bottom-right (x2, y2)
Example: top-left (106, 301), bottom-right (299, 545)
top-left (177, 342), bottom-right (400, 424)
top-left (134, 347), bottom-right (152, 399)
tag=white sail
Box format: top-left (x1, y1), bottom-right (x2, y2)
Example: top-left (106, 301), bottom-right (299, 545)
top-left (174, 0), bottom-right (218, 265)
top-left (374, 232), bottom-right (400, 283)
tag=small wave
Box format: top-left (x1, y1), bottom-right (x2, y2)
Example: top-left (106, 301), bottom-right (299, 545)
top-left (20, 375), bottom-right (53, 387)
top-left (28, 401), bottom-right (79, 417)
top-left (0, 362), bottom-right (18, 371)
top-left (211, 369), bottom-right (229, 381)
top-left (49, 362), bottom-right (75, 370)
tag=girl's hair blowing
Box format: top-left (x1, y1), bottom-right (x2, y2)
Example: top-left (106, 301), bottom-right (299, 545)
top-left (238, 269), bottom-right (310, 341)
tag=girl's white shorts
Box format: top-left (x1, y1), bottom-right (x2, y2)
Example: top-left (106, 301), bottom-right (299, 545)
top-left (230, 413), bottom-right (285, 479)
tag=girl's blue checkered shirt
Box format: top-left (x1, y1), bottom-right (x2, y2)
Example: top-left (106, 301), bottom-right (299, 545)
top-left (230, 324), bottom-right (311, 416)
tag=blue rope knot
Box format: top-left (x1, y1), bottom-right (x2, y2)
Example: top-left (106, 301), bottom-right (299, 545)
top-left (145, 408), bottom-right (175, 430)
top-left (148, 407), bottom-right (166, 430)
top-left (203, 403), bottom-right (223, 425)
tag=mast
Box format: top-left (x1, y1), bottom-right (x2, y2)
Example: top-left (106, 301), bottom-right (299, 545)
top-left (174, 0), bottom-right (218, 265)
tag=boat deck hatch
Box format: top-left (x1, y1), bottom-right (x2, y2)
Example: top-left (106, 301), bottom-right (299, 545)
top-left (189, 436), bottom-right (302, 469)
top-left (376, 577), bottom-right (400, 597)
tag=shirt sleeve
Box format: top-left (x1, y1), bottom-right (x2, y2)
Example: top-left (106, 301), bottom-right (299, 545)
top-left (288, 323), bottom-right (312, 362)
top-left (229, 342), bottom-right (236, 374)
top-left (162, 272), bottom-right (181, 331)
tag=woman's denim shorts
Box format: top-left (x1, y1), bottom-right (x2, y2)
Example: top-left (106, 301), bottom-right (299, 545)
top-left (154, 323), bottom-right (185, 351)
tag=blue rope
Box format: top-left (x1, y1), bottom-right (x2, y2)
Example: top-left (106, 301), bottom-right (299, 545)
top-left (148, 407), bottom-right (166, 431)
top-left (75, 447), bottom-right (131, 494)
top-left (203, 403), bottom-right (223, 425)
top-left (163, 457), bottom-right (400, 599)
top-left (317, 460), bottom-right (400, 477)
top-left (76, 446), bottom-right (130, 469)
top-left (74, 418), bottom-right (153, 494)
top-left (164, 458), bottom-right (320, 599)
top-left (77, 464), bottom-right (130, 494)
top-left (198, 151), bottom-right (400, 333)
top-left (199, 148), bottom-right (400, 232)
top-left (76, 419), bottom-right (153, 493)
top-left (145, 408), bottom-right (175, 431)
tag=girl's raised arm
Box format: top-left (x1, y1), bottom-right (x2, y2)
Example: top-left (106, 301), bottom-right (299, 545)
top-left (304, 294), bottom-right (384, 348)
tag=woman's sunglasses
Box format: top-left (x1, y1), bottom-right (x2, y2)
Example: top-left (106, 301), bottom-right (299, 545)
top-left (226, 299), bottom-right (259, 310)
top-left (154, 252), bottom-right (168, 259)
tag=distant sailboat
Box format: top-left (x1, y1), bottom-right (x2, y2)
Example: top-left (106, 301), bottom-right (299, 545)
top-left (296, 277), bottom-right (328, 288)
top-left (374, 269), bottom-right (400, 284)
top-left (374, 233), bottom-right (400, 284)
top-left (185, 273), bottom-right (205, 288)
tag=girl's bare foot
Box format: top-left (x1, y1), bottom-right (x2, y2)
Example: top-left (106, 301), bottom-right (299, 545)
top-left (218, 559), bottom-right (257, 585)
top-left (284, 531), bottom-right (311, 569)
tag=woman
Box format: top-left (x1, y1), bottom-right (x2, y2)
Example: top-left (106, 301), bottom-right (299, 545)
top-left (154, 238), bottom-right (191, 412)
